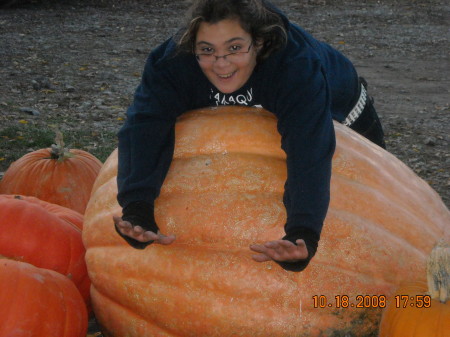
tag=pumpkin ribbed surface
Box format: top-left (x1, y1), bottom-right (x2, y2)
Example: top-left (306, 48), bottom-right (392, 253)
top-left (0, 194), bottom-right (90, 308)
top-left (0, 194), bottom-right (84, 230)
top-left (0, 147), bottom-right (102, 214)
top-left (0, 258), bottom-right (87, 337)
top-left (83, 106), bottom-right (450, 337)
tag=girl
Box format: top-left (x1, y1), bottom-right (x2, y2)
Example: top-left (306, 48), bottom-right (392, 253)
top-left (114, 0), bottom-right (385, 272)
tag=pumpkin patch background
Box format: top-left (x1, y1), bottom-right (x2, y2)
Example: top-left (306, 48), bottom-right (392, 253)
top-left (0, 0), bottom-right (449, 336)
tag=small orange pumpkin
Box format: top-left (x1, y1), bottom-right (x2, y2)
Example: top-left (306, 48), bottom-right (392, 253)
top-left (0, 132), bottom-right (102, 214)
top-left (0, 258), bottom-right (88, 337)
top-left (379, 241), bottom-right (450, 336)
top-left (83, 106), bottom-right (450, 337)
top-left (0, 194), bottom-right (90, 309)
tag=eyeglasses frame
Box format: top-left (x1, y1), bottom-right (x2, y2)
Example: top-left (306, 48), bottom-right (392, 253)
top-left (195, 41), bottom-right (254, 63)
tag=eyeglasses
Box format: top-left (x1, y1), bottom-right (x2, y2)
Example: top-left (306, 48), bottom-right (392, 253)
top-left (195, 41), bottom-right (253, 64)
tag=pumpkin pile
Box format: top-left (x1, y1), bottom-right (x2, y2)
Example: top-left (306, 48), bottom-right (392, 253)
top-left (0, 195), bottom-right (89, 336)
top-left (0, 133), bottom-right (102, 337)
top-left (82, 106), bottom-right (450, 337)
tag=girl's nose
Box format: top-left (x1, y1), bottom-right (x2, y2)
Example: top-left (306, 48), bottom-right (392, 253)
top-left (214, 55), bottom-right (232, 67)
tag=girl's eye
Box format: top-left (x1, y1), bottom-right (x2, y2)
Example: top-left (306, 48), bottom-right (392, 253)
top-left (200, 47), bottom-right (214, 54)
top-left (229, 45), bottom-right (242, 52)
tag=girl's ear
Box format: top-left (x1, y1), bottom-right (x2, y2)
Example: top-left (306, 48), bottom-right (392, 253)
top-left (254, 39), bottom-right (264, 52)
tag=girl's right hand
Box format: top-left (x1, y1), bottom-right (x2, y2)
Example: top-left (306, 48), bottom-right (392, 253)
top-left (113, 215), bottom-right (176, 245)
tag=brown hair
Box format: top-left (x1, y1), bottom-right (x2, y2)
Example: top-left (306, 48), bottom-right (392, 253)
top-left (176, 0), bottom-right (287, 62)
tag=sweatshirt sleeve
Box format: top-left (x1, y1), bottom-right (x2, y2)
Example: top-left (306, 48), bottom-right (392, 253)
top-left (117, 43), bottom-right (190, 208)
top-left (268, 56), bottom-right (336, 270)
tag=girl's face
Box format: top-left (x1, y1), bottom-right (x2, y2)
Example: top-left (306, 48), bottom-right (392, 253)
top-left (195, 18), bottom-right (258, 94)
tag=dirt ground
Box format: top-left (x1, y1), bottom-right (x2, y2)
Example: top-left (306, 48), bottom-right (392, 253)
top-left (0, 0), bottom-right (449, 212)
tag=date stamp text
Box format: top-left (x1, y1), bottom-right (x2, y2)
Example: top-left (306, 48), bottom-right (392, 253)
top-left (312, 295), bottom-right (431, 309)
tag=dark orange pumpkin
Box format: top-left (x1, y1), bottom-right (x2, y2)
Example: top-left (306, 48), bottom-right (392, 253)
top-left (0, 194), bottom-right (90, 309)
top-left (379, 241), bottom-right (450, 336)
top-left (0, 134), bottom-right (102, 214)
top-left (0, 258), bottom-right (88, 337)
top-left (0, 194), bottom-right (84, 230)
top-left (83, 106), bottom-right (450, 336)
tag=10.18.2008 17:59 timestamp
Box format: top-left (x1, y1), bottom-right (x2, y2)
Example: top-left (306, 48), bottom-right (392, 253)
top-left (312, 295), bottom-right (432, 309)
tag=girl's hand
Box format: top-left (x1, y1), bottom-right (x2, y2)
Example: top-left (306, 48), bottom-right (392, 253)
top-left (113, 215), bottom-right (176, 245)
top-left (250, 239), bottom-right (308, 263)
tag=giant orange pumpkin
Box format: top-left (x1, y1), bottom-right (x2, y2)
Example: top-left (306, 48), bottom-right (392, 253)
top-left (0, 194), bottom-right (90, 308)
top-left (0, 133), bottom-right (102, 214)
top-left (83, 107), bottom-right (450, 336)
top-left (0, 258), bottom-right (88, 337)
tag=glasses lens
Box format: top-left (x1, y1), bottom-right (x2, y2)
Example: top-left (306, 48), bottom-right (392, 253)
top-left (197, 54), bottom-right (212, 63)
top-left (226, 52), bottom-right (240, 61)
top-left (196, 42), bottom-right (252, 63)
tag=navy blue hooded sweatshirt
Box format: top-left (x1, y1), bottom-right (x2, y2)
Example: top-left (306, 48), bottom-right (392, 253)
top-left (116, 3), bottom-right (359, 271)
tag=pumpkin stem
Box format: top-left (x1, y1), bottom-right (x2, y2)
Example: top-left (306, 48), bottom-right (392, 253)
top-left (427, 240), bottom-right (450, 303)
top-left (50, 130), bottom-right (75, 162)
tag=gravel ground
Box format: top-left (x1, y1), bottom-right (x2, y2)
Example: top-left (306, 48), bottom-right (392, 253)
top-left (0, 0), bottom-right (449, 209)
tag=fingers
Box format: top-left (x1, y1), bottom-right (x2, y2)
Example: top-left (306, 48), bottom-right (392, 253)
top-left (113, 216), bottom-right (176, 245)
top-left (156, 234), bottom-right (177, 245)
top-left (133, 225), bottom-right (144, 234)
top-left (250, 239), bottom-right (308, 263)
top-left (249, 243), bottom-right (266, 254)
top-left (264, 240), bottom-right (294, 251)
top-left (249, 244), bottom-right (270, 262)
top-left (114, 215), bottom-right (130, 229)
top-left (252, 253), bottom-right (272, 262)
top-left (295, 239), bottom-right (306, 248)
top-left (141, 231), bottom-right (176, 245)
top-left (259, 240), bottom-right (295, 259)
top-left (249, 243), bottom-right (277, 262)
top-left (141, 230), bottom-right (156, 242)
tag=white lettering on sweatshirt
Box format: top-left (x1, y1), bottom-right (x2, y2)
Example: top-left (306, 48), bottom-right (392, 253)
top-left (210, 88), bottom-right (254, 106)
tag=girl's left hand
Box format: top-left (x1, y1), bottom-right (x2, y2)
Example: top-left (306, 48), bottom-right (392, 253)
top-left (250, 239), bottom-right (308, 263)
